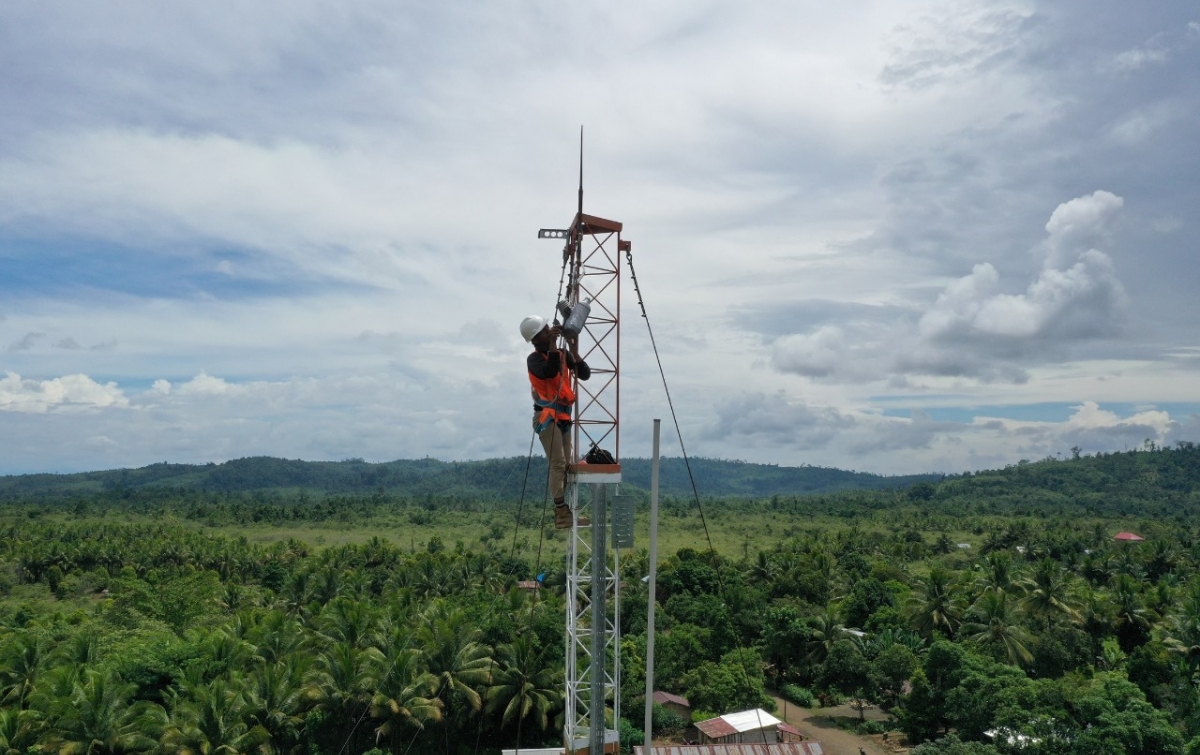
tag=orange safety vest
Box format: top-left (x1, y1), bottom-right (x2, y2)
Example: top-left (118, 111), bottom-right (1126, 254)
top-left (529, 352), bottom-right (576, 433)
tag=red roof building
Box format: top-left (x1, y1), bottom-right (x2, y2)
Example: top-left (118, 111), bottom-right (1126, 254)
top-left (653, 690), bottom-right (693, 720)
top-left (653, 691), bottom-right (691, 708)
top-left (1114, 532), bottom-right (1146, 542)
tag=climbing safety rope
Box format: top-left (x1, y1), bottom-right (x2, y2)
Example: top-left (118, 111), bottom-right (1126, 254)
top-left (626, 247), bottom-right (774, 737)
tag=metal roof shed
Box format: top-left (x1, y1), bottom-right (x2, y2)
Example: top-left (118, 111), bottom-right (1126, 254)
top-left (695, 709), bottom-right (783, 744)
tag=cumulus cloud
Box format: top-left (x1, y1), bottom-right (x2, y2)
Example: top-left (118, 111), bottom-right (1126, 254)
top-left (915, 250), bottom-right (1125, 343)
top-left (1042, 190), bottom-right (1123, 269)
top-left (173, 372), bottom-right (245, 397)
top-left (907, 191), bottom-right (1128, 372)
top-left (0, 372), bottom-right (128, 413)
top-left (971, 401), bottom-right (1177, 458)
top-left (1066, 400), bottom-right (1171, 435)
top-left (773, 190), bottom-right (1130, 384)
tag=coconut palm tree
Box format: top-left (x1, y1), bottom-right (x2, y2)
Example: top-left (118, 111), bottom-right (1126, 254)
top-left (975, 553), bottom-right (1019, 596)
top-left (410, 557), bottom-right (450, 602)
top-left (1020, 558), bottom-right (1081, 631)
top-left (0, 708), bottom-right (41, 755)
top-left (280, 571), bottom-right (313, 618)
top-left (750, 551), bottom-right (780, 584)
top-left (1111, 574), bottom-right (1155, 651)
top-left (806, 609), bottom-right (845, 666)
top-left (244, 660), bottom-right (307, 754)
top-left (1144, 539), bottom-right (1178, 582)
top-left (246, 611), bottom-right (306, 666)
top-left (43, 669), bottom-right (165, 755)
top-left (1079, 552), bottom-right (1113, 587)
top-left (1113, 545), bottom-right (1146, 580)
top-left (0, 633), bottom-right (47, 709)
top-left (370, 648), bottom-right (442, 754)
top-left (194, 628), bottom-right (263, 673)
top-left (305, 642), bottom-right (384, 752)
top-left (415, 601), bottom-right (493, 754)
top-left (485, 636), bottom-right (562, 734)
top-left (311, 565), bottom-right (342, 607)
top-left (316, 596), bottom-right (379, 650)
top-left (961, 591), bottom-right (1035, 667)
top-left (53, 632), bottom-right (101, 668)
top-left (417, 602), bottom-right (494, 715)
top-left (1163, 581), bottom-right (1200, 678)
top-left (162, 677), bottom-right (269, 755)
top-left (909, 565), bottom-right (963, 638)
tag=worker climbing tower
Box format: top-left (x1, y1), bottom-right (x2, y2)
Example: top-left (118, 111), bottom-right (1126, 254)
top-left (537, 138), bottom-right (631, 754)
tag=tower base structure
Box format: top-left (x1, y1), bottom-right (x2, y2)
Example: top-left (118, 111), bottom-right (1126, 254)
top-left (563, 469), bottom-right (622, 755)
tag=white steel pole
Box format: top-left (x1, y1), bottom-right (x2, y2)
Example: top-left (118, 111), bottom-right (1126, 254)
top-left (590, 484), bottom-right (606, 755)
top-left (643, 419), bottom-right (661, 753)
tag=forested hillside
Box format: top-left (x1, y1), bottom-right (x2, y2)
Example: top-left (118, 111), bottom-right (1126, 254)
top-left (3, 444), bottom-right (1200, 755)
top-left (0, 455), bottom-right (938, 500)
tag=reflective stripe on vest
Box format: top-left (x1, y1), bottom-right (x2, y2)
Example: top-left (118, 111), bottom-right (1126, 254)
top-left (529, 352), bottom-right (575, 433)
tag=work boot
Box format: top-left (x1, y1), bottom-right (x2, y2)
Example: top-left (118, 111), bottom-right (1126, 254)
top-left (554, 503), bottom-right (589, 529)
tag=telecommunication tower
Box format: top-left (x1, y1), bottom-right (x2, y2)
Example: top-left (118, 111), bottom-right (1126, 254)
top-left (537, 146), bottom-right (631, 754)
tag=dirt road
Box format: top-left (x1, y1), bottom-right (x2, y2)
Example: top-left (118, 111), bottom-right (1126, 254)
top-left (771, 697), bottom-right (906, 755)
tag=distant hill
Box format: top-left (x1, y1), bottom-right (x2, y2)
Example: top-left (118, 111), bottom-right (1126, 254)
top-left (0, 455), bottom-right (939, 500)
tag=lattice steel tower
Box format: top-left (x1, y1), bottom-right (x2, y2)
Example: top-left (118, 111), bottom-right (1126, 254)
top-left (537, 160), bottom-right (631, 754)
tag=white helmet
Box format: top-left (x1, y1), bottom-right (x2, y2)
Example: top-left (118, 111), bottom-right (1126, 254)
top-left (519, 315), bottom-right (547, 342)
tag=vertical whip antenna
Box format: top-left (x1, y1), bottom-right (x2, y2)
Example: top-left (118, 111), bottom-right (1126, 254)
top-left (577, 126), bottom-right (584, 218)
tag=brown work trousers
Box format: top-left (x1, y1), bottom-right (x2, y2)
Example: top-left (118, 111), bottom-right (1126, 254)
top-left (537, 420), bottom-right (572, 503)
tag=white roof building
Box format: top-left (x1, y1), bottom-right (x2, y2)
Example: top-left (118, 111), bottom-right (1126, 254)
top-left (695, 709), bottom-right (784, 744)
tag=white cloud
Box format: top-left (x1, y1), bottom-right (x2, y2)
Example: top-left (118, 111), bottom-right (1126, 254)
top-left (969, 400), bottom-right (1177, 459)
top-left (917, 249), bottom-right (1126, 342)
top-left (692, 389), bottom-right (1183, 474)
top-left (0, 372), bottom-right (128, 413)
top-left (773, 190), bottom-right (1130, 384)
top-left (1110, 22), bottom-right (1200, 72)
top-left (174, 372), bottom-right (244, 397)
top-left (772, 325), bottom-right (846, 378)
top-left (0, 367), bottom-right (535, 473)
top-left (1113, 37), bottom-right (1172, 71)
top-left (1065, 399), bottom-right (1171, 436)
top-left (1042, 190), bottom-right (1123, 268)
top-left (879, 4), bottom-right (1035, 90)
top-left (1, 2), bottom-right (1198, 475)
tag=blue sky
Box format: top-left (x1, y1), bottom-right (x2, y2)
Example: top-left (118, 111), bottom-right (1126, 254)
top-left (2, 1), bottom-right (1198, 475)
